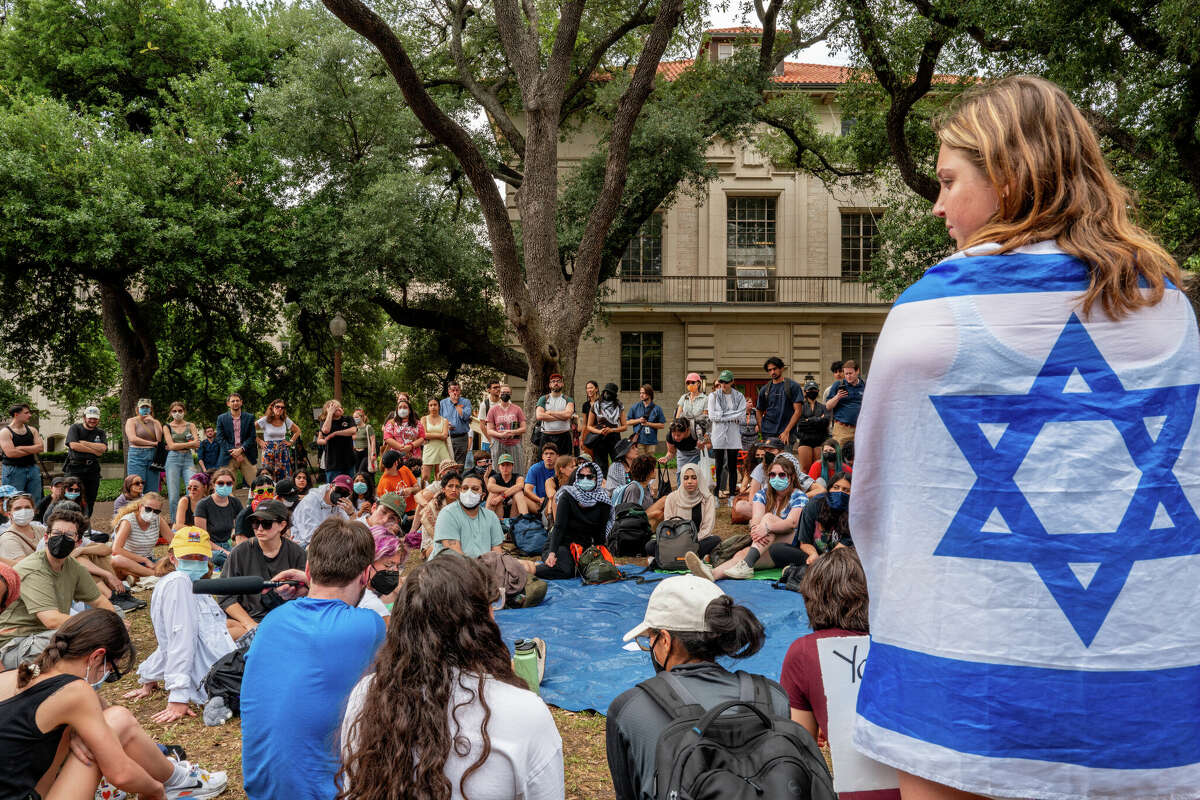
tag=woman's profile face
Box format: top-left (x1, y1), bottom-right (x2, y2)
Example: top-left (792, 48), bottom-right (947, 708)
top-left (932, 144), bottom-right (1001, 248)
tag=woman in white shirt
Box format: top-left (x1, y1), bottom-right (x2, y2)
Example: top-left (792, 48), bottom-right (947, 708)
top-left (256, 398), bottom-right (301, 480)
top-left (340, 553), bottom-right (563, 800)
top-left (110, 492), bottom-right (170, 580)
top-left (124, 526), bottom-right (236, 723)
top-left (0, 493), bottom-right (44, 566)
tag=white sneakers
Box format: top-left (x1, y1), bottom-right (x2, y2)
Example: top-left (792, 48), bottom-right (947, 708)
top-left (685, 551), bottom-right (715, 581)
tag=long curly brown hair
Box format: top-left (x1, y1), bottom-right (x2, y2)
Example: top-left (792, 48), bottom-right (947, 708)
top-left (336, 553), bottom-right (525, 800)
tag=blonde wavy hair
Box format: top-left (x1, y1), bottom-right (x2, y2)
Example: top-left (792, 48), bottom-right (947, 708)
top-left (934, 75), bottom-right (1179, 319)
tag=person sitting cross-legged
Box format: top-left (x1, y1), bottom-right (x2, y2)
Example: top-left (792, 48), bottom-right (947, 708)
top-left (217, 499), bottom-right (307, 641)
top-left (486, 454), bottom-right (530, 520)
top-left (430, 471), bottom-right (504, 560)
top-left (534, 461), bottom-right (612, 580)
top-left (646, 463), bottom-right (719, 568)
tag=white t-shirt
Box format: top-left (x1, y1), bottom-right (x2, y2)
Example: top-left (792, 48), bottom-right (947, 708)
top-left (539, 394), bottom-right (571, 434)
top-left (256, 416), bottom-right (295, 442)
top-left (357, 589), bottom-right (389, 618)
top-left (342, 670), bottom-right (564, 800)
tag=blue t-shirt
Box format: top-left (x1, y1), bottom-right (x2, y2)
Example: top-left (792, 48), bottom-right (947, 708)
top-left (756, 379), bottom-right (803, 437)
top-left (525, 462), bottom-right (554, 499)
top-left (829, 378), bottom-right (866, 426)
top-left (627, 401), bottom-right (666, 445)
top-left (241, 598), bottom-right (386, 800)
top-left (197, 439), bottom-right (221, 468)
top-left (753, 487), bottom-right (809, 517)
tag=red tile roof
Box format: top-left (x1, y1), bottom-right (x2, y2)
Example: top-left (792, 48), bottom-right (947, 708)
top-left (657, 59), bottom-right (854, 86)
top-left (704, 26), bottom-right (763, 34)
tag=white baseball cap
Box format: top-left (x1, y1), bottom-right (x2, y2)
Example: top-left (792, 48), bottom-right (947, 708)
top-left (622, 575), bottom-right (726, 642)
top-left (83, 406), bottom-right (101, 419)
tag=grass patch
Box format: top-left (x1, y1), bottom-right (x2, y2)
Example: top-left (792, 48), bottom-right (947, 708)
top-left (97, 478), bottom-right (123, 503)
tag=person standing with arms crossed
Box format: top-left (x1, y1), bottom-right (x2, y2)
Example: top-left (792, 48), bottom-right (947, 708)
top-left (441, 381), bottom-right (473, 466)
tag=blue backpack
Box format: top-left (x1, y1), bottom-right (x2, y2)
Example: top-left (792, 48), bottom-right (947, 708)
top-left (512, 514), bottom-right (548, 556)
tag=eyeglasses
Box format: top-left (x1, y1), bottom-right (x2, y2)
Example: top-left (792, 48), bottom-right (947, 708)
top-left (103, 657), bottom-right (125, 683)
top-left (214, 481), bottom-right (234, 488)
top-left (50, 527), bottom-right (79, 538)
top-left (129, 481), bottom-right (143, 487)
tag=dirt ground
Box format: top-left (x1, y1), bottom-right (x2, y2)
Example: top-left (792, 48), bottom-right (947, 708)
top-left (91, 498), bottom-right (777, 800)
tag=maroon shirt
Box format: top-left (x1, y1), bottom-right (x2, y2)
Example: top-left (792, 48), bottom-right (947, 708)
top-left (780, 628), bottom-right (900, 800)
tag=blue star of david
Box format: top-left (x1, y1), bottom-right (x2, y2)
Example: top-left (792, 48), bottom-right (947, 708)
top-left (931, 314), bottom-right (1200, 646)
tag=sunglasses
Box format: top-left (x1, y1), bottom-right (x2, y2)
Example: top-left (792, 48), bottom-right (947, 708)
top-left (253, 487), bottom-right (274, 495)
top-left (214, 481), bottom-right (234, 487)
top-left (767, 471), bottom-right (788, 478)
top-left (634, 633), bottom-right (657, 652)
top-left (686, 381), bottom-right (699, 385)
top-left (250, 518), bottom-right (279, 529)
top-left (130, 481), bottom-right (144, 487)
top-left (143, 507), bottom-right (163, 514)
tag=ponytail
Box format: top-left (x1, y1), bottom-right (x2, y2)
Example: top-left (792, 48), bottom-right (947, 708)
top-left (672, 595), bottom-right (766, 661)
top-left (15, 609), bottom-right (133, 689)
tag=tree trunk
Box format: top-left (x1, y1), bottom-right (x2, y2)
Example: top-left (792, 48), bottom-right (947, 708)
top-left (99, 283), bottom-right (158, 449)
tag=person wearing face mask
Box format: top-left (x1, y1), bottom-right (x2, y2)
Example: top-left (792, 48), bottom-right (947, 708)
top-left (584, 383), bottom-right (626, 475)
top-left (162, 401), bottom-right (201, 515)
top-left (0, 608), bottom-right (229, 800)
top-left (350, 408), bottom-right (376, 476)
top-left (0, 508), bottom-right (117, 669)
top-left (429, 472), bottom-right (503, 559)
top-left (777, 472), bottom-right (854, 572)
top-left (807, 437), bottom-right (843, 485)
top-left (193, 468), bottom-right (243, 568)
top-left (485, 383), bottom-right (528, 473)
top-left (349, 471), bottom-right (375, 518)
top-left (290, 474), bottom-right (354, 548)
top-left (124, 397), bottom-right (163, 494)
top-left (358, 526), bottom-right (405, 620)
top-left (0, 493), bottom-right (44, 566)
top-left (63, 406), bottom-right (107, 519)
top-left (111, 492), bottom-right (171, 581)
top-left (382, 397), bottom-right (426, 465)
top-left (240, 518), bottom-right (385, 800)
top-left (123, 527), bottom-right (236, 724)
top-left (794, 379), bottom-right (831, 474)
top-left (607, 576), bottom-right (799, 800)
top-left (535, 461), bottom-right (613, 580)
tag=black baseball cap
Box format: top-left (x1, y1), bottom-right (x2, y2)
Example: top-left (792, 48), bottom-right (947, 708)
top-left (249, 499), bottom-right (291, 524)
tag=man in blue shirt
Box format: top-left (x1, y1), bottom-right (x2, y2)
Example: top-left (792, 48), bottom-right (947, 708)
top-left (240, 517), bottom-right (385, 800)
top-left (756, 356), bottom-right (803, 447)
top-left (440, 381), bottom-right (473, 466)
top-left (626, 383), bottom-right (666, 455)
top-left (522, 442), bottom-right (559, 513)
top-left (825, 358), bottom-right (866, 446)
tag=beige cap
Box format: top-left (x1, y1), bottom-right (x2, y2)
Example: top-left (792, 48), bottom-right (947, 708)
top-left (623, 575), bottom-right (726, 641)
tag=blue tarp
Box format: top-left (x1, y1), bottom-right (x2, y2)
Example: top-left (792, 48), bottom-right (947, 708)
top-left (496, 569), bottom-right (812, 713)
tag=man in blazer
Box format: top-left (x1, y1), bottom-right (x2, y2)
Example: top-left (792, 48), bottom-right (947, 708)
top-left (216, 392), bottom-right (259, 490)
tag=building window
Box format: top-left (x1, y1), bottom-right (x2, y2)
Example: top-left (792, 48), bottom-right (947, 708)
top-left (717, 43), bottom-right (734, 61)
top-left (726, 196), bottom-right (776, 302)
top-left (620, 332), bottom-right (662, 392)
top-left (619, 213), bottom-right (663, 281)
top-left (841, 332), bottom-right (878, 376)
top-left (841, 211), bottom-right (880, 278)
top-left (840, 116), bottom-right (856, 137)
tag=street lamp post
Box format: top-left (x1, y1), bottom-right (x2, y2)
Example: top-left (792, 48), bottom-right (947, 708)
top-left (329, 312), bottom-right (347, 402)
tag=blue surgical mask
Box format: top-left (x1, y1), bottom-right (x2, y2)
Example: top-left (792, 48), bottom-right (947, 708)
top-left (576, 477), bottom-right (596, 492)
top-left (768, 476), bottom-right (789, 491)
top-left (138, 407), bottom-right (150, 416)
top-left (87, 662), bottom-right (110, 690)
top-left (353, 481), bottom-right (368, 495)
top-left (215, 485), bottom-right (234, 498)
top-left (65, 491), bottom-right (81, 500)
top-left (827, 490), bottom-right (849, 510)
top-left (177, 559), bottom-right (210, 581)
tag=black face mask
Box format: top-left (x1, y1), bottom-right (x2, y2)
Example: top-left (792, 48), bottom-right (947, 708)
top-left (500, 393), bottom-right (512, 403)
top-left (823, 450), bottom-right (838, 462)
top-left (47, 533), bottom-right (76, 559)
top-left (649, 632), bottom-right (666, 674)
top-left (805, 389), bottom-right (819, 399)
top-left (369, 569), bottom-right (400, 596)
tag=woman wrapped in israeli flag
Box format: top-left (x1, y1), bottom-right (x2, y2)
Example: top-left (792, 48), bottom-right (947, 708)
top-left (852, 75), bottom-right (1198, 799)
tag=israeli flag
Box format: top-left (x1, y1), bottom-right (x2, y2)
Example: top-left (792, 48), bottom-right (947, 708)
top-left (851, 242), bottom-right (1200, 799)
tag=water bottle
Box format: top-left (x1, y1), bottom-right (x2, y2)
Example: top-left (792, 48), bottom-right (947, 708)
top-left (513, 639), bottom-right (540, 695)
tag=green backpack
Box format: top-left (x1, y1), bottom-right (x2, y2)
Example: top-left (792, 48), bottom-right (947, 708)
top-left (573, 544), bottom-right (622, 584)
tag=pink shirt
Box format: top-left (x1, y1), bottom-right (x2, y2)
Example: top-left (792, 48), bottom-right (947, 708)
top-left (486, 404), bottom-right (526, 446)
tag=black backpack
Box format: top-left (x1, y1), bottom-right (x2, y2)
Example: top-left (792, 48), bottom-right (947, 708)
top-left (640, 670), bottom-right (837, 800)
top-left (608, 484), bottom-right (654, 556)
top-left (654, 516), bottom-right (699, 570)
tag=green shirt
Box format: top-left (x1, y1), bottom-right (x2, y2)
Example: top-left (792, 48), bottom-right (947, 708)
top-left (0, 551), bottom-right (100, 645)
top-left (429, 502), bottom-right (504, 559)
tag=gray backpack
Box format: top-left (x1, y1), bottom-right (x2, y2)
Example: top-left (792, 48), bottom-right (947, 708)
top-left (654, 516), bottom-right (699, 570)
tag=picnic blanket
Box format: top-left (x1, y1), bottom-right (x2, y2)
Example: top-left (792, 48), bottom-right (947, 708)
top-left (496, 567), bottom-right (811, 713)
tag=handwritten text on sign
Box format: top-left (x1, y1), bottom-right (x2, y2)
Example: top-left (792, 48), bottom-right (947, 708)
top-left (817, 636), bottom-right (900, 794)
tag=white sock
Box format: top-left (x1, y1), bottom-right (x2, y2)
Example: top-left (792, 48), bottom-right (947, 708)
top-left (164, 759), bottom-right (192, 788)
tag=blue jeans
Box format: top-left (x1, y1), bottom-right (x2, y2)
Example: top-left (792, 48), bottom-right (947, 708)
top-left (1, 463), bottom-right (42, 501)
top-left (127, 446), bottom-right (160, 494)
top-left (163, 450), bottom-right (196, 517)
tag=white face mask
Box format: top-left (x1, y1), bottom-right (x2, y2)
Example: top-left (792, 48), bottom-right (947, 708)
top-left (398, 408), bottom-right (409, 419)
top-left (11, 508), bottom-right (34, 526)
top-left (140, 508), bottom-right (158, 523)
top-left (459, 490), bottom-right (482, 509)
top-left (171, 411), bottom-right (184, 421)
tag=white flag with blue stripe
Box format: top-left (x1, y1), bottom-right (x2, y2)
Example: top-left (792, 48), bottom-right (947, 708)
top-left (851, 241), bottom-right (1200, 799)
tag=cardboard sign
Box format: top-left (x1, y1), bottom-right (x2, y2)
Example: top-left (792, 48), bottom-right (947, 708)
top-left (817, 636), bottom-right (900, 793)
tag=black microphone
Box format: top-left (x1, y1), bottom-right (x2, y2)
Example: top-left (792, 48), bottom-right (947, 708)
top-left (191, 576), bottom-right (302, 595)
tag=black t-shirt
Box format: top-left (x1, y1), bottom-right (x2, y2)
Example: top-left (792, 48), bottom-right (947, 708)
top-left (195, 495), bottom-right (244, 544)
top-left (492, 472), bottom-right (518, 490)
top-left (325, 417), bottom-right (356, 472)
top-left (670, 433), bottom-right (699, 453)
top-left (218, 538), bottom-right (307, 621)
top-left (65, 423), bottom-right (107, 469)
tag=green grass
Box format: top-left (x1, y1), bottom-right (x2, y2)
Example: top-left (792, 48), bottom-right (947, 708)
top-left (96, 478), bottom-right (123, 503)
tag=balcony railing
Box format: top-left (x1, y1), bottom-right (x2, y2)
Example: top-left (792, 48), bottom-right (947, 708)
top-left (602, 275), bottom-right (891, 306)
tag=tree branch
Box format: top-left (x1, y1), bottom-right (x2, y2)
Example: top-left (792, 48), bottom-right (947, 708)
top-left (757, 114), bottom-right (869, 179)
top-left (904, 0), bottom-right (1017, 52)
top-left (561, 0), bottom-right (655, 115)
top-left (374, 295), bottom-right (528, 375)
top-left (447, 0), bottom-right (526, 157)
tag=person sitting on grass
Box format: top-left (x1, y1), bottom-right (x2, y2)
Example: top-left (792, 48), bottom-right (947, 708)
top-left (339, 553), bottom-right (563, 800)
top-left (687, 457), bottom-right (809, 582)
top-left (607, 575), bottom-right (794, 800)
top-left (218, 499), bottom-right (307, 641)
top-left (194, 468), bottom-right (243, 566)
top-left (486, 453), bottom-right (530, 520)
top-left (807, 438), bottom-right (842, 484)
top-left (375, 450), bottom-right (419, 516)
top-left (230, 474), bottom-right (276, 548)
top-left (430, 471), bottom-right (503, 560)
top-left (778, 548), bottom-right (897, 799)
top-left (418, 472), bottom-right (461, 560)
top-left (768, 471), bottom-right (853, 572)
top-left (240, 518), bottom-right (385, 800)
top-left (0, 609), bottom-right (228, 800)
top-left (0, 508), bottom-right (119, 670)
top-left (110, 492), bottom-right (170, 581)
top-left (521, 442), bottom-right (560, 515)
top-left (535, 461), bottom-right (612, 580)
top-left (111, 474), bottom-right (144, 518)
top-left (349, 471), bottom-right (375, 519)
top-left (543, 453), bottom-right (577, 525)
top-left (124, 527), bottom-right (236, 724)
top-left (173, 472), bottom-right (210, 531)
top-left (646, 463), bottom-right (718, 568)
top-left (360, 526), bottom-right (405, 620)
top-left (0, 491), bottom-right (45, 566)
